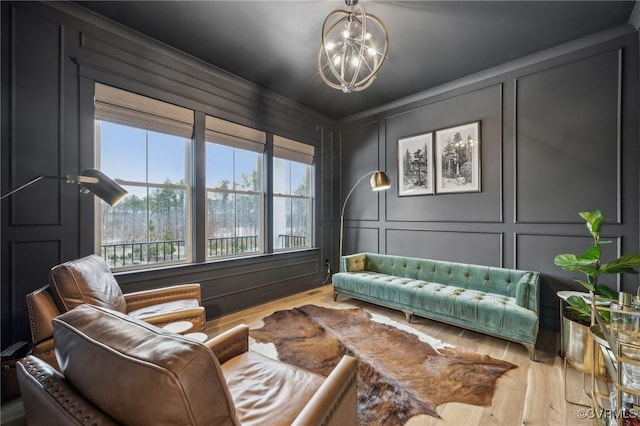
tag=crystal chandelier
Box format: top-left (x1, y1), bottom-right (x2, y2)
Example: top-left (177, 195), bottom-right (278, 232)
top-left (317, 0), bottom-right (389, 93)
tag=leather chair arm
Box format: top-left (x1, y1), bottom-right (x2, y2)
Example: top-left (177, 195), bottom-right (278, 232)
top-left (292, 355), bottom-right (358, 426)
top-left (141, 307), bottom-right (206, 332)
top-left (17, 356), bottom-right (119, 426)
top-left (204, 325), bottom-right (249, 364)
top-left (30, 338), bottom-right (60, 372)
top-left (124, 283), bottom-right (202, 311)
top-left (26, 286), bottom-right (61, 345)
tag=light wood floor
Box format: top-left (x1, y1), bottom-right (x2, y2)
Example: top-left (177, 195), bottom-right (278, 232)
top-left (1, 284), bottom-right (593, 426)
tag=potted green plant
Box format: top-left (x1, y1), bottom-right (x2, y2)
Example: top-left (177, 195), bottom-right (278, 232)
top-left (554, 209), bottom-right (640, 378)
top-left (554, 209), bottom-right (640, 325)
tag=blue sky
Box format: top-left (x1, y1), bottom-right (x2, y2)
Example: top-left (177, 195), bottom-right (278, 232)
top-left (100, 121), bottom-right (308, 198)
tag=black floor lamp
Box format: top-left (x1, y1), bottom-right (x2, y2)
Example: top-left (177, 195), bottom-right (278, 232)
top-left (1, 168), bottom-right (127, 206)
top-left (339, 170), bottom-right (390, 271)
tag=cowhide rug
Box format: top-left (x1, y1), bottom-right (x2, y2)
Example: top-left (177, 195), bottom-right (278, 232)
top-left (250, 304), bottom-right (516, 425)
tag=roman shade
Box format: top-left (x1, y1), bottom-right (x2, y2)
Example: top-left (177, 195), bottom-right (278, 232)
top-left (95, 83), bottom-right (194, 139)
top-left (273, 135), bottom-right (315, 165)
top-left (205, 115), bottom-right (266, 153)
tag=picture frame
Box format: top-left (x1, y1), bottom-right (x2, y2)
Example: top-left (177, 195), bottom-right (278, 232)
top-left (435, 121), bottom-right (481, 194)
top-left (397, 133), bottom-right (434, 196)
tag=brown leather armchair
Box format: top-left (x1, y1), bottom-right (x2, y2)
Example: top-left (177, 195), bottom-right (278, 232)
top-left (26, 254), bottom-right (205, 370)
top-left (17, 305), bottom-right (358, 426)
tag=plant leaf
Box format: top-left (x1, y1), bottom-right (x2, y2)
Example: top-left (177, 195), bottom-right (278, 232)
top-left (590, 216), bottom-right (605, 235)
top-left (566, 296), bottom-right (592, 322)
top-left (594, 284), bottom-right (618, 300)
top-left (580, 209), bottom-right (603, 235)
top-left (565, 264), bottom-right (599, 276)
top-left (601, 253), bottom-right (640, 274)
top-left (554, 254), bottom-right (598, 268)
top-left (573, 278), bottom-right (596, 292)
top-left (579, 245), bottom-right (600, 261)
top-left (597, 308), bottom-right (611, 322)
top-left (579, 209), bottom-right (601, 224)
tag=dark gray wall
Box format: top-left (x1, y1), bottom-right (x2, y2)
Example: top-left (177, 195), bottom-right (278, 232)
top-left (338, 28), bottom-right (640, 331)
top-left (0, 1), bottom-right (338, 348)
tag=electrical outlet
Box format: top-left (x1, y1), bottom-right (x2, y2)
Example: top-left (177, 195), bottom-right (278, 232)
top-left (324, 259), bottom-right (330, 268)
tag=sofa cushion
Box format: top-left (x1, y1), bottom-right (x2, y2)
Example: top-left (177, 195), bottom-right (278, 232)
top-left (50, 254), bottom-right (127, 313)
top-left (515, 272), bottom-right (537, 310)
top-left (53, 305), bottom-right (240, 426)
top-left (410, 283), bottom-right (537, 338)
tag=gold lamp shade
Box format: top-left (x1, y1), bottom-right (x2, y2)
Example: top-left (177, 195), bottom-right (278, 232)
top-left (370, 171), bottom-right (391, 191)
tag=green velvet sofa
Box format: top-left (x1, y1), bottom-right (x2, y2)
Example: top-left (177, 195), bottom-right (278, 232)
top-left (332, 253), bottom-right (540, 359)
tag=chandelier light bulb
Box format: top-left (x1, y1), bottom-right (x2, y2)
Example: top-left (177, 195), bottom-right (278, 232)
top-left (333, 55), bottom-right (341, 65)
top-left (326, 42), bottom-right (335, 50)
top-left (342, 30), bottom-right (350, 39)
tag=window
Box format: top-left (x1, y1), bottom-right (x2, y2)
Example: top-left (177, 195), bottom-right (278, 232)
top-left (94, 85), bottom-right (315, 269)
top-left (205, 116), bottom-right (265, 258)
top-left (95, 83), bottom-right (193, 269)
top-left (273, 136), bottom-right (314, 250)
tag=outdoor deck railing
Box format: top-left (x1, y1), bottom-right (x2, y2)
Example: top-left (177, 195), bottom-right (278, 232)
top-left (101, 240), bottom-right (186, 267)
top-left (278, 234), bottom-right (307, 248)
top-left (207, 236), bottom-right (259, 257)
top-left (102, 234), bottom-right (308, 267)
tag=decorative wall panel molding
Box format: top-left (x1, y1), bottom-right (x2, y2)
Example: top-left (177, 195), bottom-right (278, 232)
top-left (340, 121), bottom-right (382, 222)
top-left (384, 84), bottom-right (503, 223)
top-left (343, 226), bottom-right (380, 255)
top-left (9, 240), bottom-right (61, 342)
top-left (386, 229), bottom-right (503, 267)
top-left (10, 6), bottom-right (64, 226)
top-left (321, 128), bottom-right (334, 222)
top-left (514, 49), bottom-right (622, 224)
top-left (515, 232), bottom-right (625, 331)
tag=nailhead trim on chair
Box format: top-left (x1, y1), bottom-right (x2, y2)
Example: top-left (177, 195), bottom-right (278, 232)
top-left (22, 358), bottom-right (105, 426)
top-left (26, 286), bottom-right (49, 344)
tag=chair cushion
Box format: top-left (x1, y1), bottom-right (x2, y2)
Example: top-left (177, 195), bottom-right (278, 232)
top-left (50, 254), bottom-right (127, 313)
top-left (53, 304), bottom-right (240, 426)
top-left (127, 299), bottom-right (200, 319)
top-left (221, 351), bottom-right (324, 426)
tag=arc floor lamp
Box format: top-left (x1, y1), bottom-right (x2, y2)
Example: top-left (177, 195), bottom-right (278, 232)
top-left (1, 168), bottom-right (127, 206)
top-left (339, 170), bottom-right (390, 271)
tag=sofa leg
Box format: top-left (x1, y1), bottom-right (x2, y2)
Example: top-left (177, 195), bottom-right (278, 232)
top-left (403, 311), bottom-right (413, 323)
top-left (524, 343), bottom-right (536, 361)
top-left (333, 291), bottom-right (339, 302)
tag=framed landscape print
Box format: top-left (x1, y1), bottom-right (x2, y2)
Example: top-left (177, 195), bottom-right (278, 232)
top-left (398, 133), bottom-right (433, 196)
top-left (435, 121), bottom-right (481, 194)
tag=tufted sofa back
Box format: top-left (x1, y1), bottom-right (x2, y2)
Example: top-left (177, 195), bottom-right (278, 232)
top-left (344, 253), bottom-right (539, 312)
